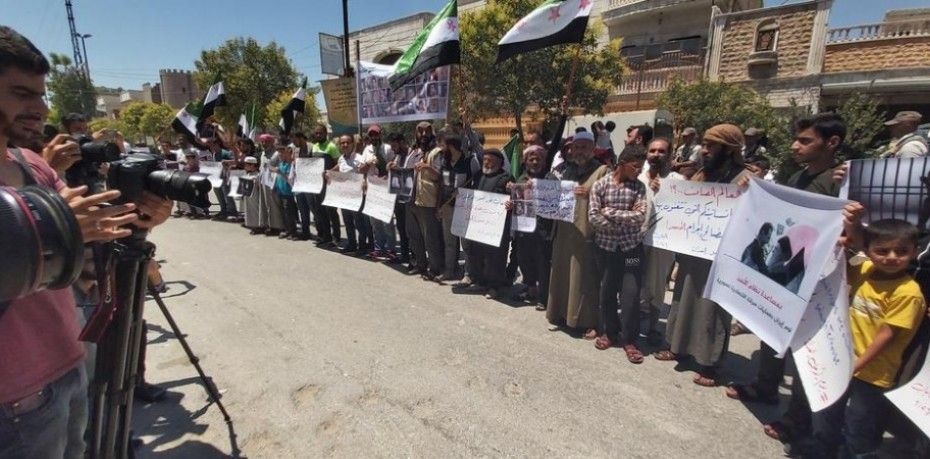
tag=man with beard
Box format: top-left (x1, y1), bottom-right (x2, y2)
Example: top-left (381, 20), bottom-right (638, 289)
top-left (456, 150), bottom-right (513, 299)
top-left (408, 126), bottom-right (445, 279)
top-left (674, 127), bottom-right (702, 169)
top-left (309, 124), bottom-right (342, 246)
top-left (436, 132), bottom-right (471, 281)
top-left (655, 123), bottom-right (751, 388)
top-left (639, 138), bottom-right (685, 344)
top-left (257, 133), bottom-right (285, 236)
top-left (386, 132), bottom-right (412, 264)
top-left (361, 125), bottom-right (396, 259)
top-left (724, 113), bottom-right (847, 449)
top-left (509, 146), bottom-right (553, 309)
top-left (547, 131), bottom-right (611, 338)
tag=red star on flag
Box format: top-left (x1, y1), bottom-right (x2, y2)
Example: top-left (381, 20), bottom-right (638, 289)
top-left (446, 18), bottom-right (457, 32)
top-left (548, 5), bottom-right (562, 22)
top-left (579, 0), bottom-right (592, 9)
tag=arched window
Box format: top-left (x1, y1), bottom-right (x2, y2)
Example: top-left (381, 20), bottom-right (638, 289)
top-left (376, 51), bottom-right (403, 65)
top-left (754, 20), bottom-right (779, 53)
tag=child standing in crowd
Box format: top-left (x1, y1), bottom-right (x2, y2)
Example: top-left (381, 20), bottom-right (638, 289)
top-left (808, 217), bottom-right (927, 457)
top-left (588, 145), bottom-right (648, 362)
top-left (241, 156), bottom-right (263, 234)
top-left (181, 150), bottom-right (208, 219)
top-left (274, 143), bottom-right (299, 240)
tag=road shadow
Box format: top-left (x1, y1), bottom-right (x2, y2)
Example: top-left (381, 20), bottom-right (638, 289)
top-left (145, 322), bottom-right (183, 346)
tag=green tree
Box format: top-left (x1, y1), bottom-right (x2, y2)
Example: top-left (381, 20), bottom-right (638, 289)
top-left (139, 103), bottom-right (176, 141)
top-left (194, 38), bottom-right (301, 129)
top-left (264, 89), bottom-right (322, 135)
top-left (46, 53), bottom-right (96, 117)
top-left (834, 92), bottom-right (885, 159)
top-left (116, 101), bottom-right (148, 140)
top-left (459, 0), bottom-right (626, 135)
top-left (88, 117), bottom-right (119, 134)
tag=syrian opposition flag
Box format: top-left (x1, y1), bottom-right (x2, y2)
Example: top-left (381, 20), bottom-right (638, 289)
top-left (496, 0), bottom-right (593, 63)
top-left (387, 0), bottom-right (460, 91)
top-left (237, 104), bottom-right (258, 139)
top-left (280, 78), bottom-right (307, 135)
top-left (197, 73), bottom-right (227, 127)
top-left (502, 133), bottom-right (523, 179)
top-left (171, 105), bottom-right (206, 149)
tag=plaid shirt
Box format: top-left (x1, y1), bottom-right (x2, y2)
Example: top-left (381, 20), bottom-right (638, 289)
top-left (588, 175), bottom-right (647, 252)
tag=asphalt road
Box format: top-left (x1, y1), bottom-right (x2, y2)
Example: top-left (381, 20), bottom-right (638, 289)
top-left (133, 217), bottom-right (791, 458)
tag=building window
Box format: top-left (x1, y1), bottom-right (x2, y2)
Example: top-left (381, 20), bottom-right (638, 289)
top-left (754, 20), bottom-right (779, 53)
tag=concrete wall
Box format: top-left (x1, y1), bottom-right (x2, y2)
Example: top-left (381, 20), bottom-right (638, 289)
top-left (348, 13), bottom-right (433, 65)
top-left (159, 69), bottom-right (199, 109)
top-left (824, 36), bottom-right (930, 73)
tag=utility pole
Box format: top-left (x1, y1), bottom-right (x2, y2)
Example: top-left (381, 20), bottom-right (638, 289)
top-left (64, 1), bottom-right (86, 74)
top-left (79, 33), bottom-right (91, 78)
top-left (342, 0), bottom-right (352, 77)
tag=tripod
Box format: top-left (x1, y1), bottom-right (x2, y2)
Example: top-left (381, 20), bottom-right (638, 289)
top-left (87, 230), bottom-right (241, 458)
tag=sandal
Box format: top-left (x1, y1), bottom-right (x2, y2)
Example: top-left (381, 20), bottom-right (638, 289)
top-left (534, 304), bottom-right (546, 311)
top-left (623, 345), bottom-right (644, 364)
top-left (594, 335), bottom-right (613, 350)
top-left (762, 421), bottom-right (794, 443)
top-left (692, 373), bottom-right (717, 387)
top-left (583, 329), bottom-right (598, 340)
top-left (653, 350), bottom-right (678, 361)
top-left (725, 383), bottom-right (780, 405)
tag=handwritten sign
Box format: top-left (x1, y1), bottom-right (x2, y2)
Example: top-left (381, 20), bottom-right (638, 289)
top-left (198, 161), bottom-right (223, 188)
top-left (790, 248), bottom-right (854, 412)
top-left (292, 157), bottom-right (325, 194)
top-left (363, 175), bottom-right (397, 223)
top-left (451, 188), bottom-right (509, 247)
top-left (322, 171), bottom-right (364, 211)
top-left (704, 178), bottom-right (848, 354)
top-left (227, 170), bottom-right (245, 198)
top-left (886, 347), bottom-right (930, 438)
top-left (643, 179), bottom-right (741, 260)
top-left (259, 166), bottom-right (274, 188)
top-left (532, 179), bottom-right (576, 222)
top-left (511, 182), bottom-right (536, 233)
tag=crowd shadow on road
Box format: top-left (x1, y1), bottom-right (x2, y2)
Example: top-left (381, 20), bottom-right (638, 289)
top-left (132, 382), bottom-right (227, 458)
top-left (147, 280), bottom-right (197, 300)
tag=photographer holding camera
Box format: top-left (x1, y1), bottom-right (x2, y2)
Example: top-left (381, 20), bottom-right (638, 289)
top-left (0, 26), bottom-right (173, 459)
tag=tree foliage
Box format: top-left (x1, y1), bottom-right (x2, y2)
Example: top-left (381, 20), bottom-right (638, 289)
top-left (834, 92), bottom-right (885, 159)
top-left (264, 89), bottom-right (322, 135)
top-left (46, 52), bottom-right (96, 118)
top-left (116, 102), bottom-right (176, 142)
top-left (459, 0), bottom-right (626, 133)
top-left (193, 38), bottom-right (301, 130)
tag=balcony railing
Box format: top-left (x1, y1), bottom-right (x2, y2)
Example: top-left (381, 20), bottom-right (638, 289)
top-left (827, 19), bottom-right (930, 43)
top-left (618, 47), bottom-right (705, 107)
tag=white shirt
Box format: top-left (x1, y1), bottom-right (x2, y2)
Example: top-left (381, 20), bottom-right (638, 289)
top-left (888, 133), bottom-right (929, 158)
top-left (361, 143), bottom-right (395, 165)
top-left (337, 153), bottom-right (364, 173)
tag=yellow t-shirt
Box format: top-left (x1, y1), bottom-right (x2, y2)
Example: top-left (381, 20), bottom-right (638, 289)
top-left (848, 260), bottom-right (926, 388)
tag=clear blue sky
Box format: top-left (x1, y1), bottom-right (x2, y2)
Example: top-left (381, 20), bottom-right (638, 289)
top-left (1, 0), bottom-right (926, 108)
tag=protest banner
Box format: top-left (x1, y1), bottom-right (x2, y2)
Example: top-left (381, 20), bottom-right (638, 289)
top-left (532, 179), bottom-right (576, 222)
top-left (886, 348), bottom-right (930, 438)
top-left (451, 189), bottom-right (509, 247)
top-left (790, 247), bottom-right (854, 412)
top-left (643, 179), bottom-right (742, 260)
top-left (227, 170), bottom-right (245, 198)
top-left (362, 175), bottom-right (397, 223)
top-left (319, 32), bottom-right (345, 76)
top-left (322, 171), bottom-right (364, 211)
top-left (259, 165), bottom-right (274, 188)
top-left (511, 182), bottom-right (536, 233)
top-left (198, 161), bottom-right (223, 188)
top-left (357, 61), bottom-right (449, 125)
top-left (292, 157), bottom-right (325, 194)
top-left (704, 177), bottom-right (848, 353)
top-left (320, 77), bottom-right (358, 136)
top-left (389, 168), bottom-right (414, 200)
top-left (841, 157), bottom-right (930, 228)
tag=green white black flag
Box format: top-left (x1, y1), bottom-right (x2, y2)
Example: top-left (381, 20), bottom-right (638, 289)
top-left (496, 0), bottom-right (592, 63)
top-left (388, 0), bottom-right (459, 91)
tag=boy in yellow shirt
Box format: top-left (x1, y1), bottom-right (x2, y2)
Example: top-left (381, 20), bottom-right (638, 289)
top-left (810, 217), bottom-right (926, 457)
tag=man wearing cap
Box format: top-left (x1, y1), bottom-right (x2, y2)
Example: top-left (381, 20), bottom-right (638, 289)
top-left (674, 127), bottom-right (702, 169)
top-left (881, 111), bottom-right (927, 158)
top-left (257, 133), bottom-right (286, 236)
top-left (408, 127), bottom-right (446, 279)
top-left (361, 124), bottom-right (397, 259)
top-left (547, 131), bottom-right (611, 337)
top-left (742, 127), bottom-right (768, 162)
top-left (241, 156), bottom-right (264, 233)
top-left (309, 124), bottom-right (343, 246)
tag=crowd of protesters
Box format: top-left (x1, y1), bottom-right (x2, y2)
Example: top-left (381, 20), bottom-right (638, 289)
top-left (4, 18), bottom-right (930, 457)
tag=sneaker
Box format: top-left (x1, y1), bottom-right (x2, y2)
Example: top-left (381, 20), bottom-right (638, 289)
top-left (315, 238), bottom-right (334, 247)
top-left (339, 245), bottom-right (358, 254)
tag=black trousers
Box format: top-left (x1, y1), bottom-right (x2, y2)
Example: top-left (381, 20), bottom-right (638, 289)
top-left (409, 205), bottom-right (444, 275)
top-left (514, 232), bottom-right (552, 305)
top-left (295, 192), bottom-right (313, 236)
top-left (596, 244), bottom-right (644, 345)
top-left (394, 202), bottom-right (409, 261)
top-left (341, 208), bottom-right (370, 249)
top-left (280, 194), bottom-right (298, 235)
top-left (463, 234), bottom-right (511, 289)
top-left (309, 193), bottom-right (342, 242)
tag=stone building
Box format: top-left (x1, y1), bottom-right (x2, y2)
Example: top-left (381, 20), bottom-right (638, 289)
top-left (347, 12), bottom-right (435, 66)
top-left (158, 69), bottom-right (199, 109)
top-left (705, 0), bottom-right (830, 111)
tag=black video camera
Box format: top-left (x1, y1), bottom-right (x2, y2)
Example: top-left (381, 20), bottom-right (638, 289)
top-left (106, 152), bottom-right (212, 208)
top-left (76, 135), bottom-right (121, 163)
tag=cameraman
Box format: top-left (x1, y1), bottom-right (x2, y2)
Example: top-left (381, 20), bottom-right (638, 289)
top-left (0, 26), bottom-right (171, 459)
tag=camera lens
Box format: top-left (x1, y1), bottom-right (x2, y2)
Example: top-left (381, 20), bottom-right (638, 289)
top-left (80, 141), bottom-right (121, 163)
top-left (146, 170), bottom-right (212, 209)
top-left (0, 186), bottom-right (84, 302)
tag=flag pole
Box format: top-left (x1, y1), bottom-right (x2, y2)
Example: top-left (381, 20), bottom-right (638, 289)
top-left (563, 44), bottom-right (582, 112)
